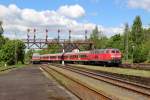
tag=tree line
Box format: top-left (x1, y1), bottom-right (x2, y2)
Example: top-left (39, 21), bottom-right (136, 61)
top-left (0, 35), bottom-right (25, 66)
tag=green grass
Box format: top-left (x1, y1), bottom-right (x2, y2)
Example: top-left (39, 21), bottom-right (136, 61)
top-left (0, 63), bottom-right (27, 72)
top-left (72, 64), bottom-right (150, 78)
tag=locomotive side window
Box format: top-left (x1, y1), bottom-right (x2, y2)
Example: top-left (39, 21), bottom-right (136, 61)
top-left (111, 50), bottom-right (115, 53)
top-left (80, 55), bottom-right (87, 58)
top-left (98, 49), bottom-right (104, 54)
top-left (116, 50), bottom-right (120, 53)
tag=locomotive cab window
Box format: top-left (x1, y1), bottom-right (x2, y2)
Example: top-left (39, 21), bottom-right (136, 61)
top-left (111, 50), bottom-right (115, 53)
top-left (116, 50), bottom-right (120, 53)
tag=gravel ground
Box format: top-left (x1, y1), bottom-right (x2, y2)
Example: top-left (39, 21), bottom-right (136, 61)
top-left (0, 65), bottom-right (78, 100)
top-left (49, 65), bottom-right (150, 100)
top-left (70, 64), bottom-right (150, 86)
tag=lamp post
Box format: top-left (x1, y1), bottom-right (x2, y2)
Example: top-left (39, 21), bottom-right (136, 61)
top-left (69, 30), bottom-right (71, 42)
top-left (33, 28), bottom-right (36, 42)
top-left (85, 30), bottom-right (87, 40)
top-left (14, 32), bottom-right (17, 65)
top-left (62, 44), bottom-right (65, 65)
top-left (58, 29), bottom-right (60, 43)
top-left (132, 45), bottom-right (135, 66)
top-left (27, 29), bottom-right (30, 49)
top-left (46, 29), bottom-right (48, 43)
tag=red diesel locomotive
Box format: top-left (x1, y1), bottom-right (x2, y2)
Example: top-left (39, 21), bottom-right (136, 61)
top-left (32, 48), bottom-right (122, 66)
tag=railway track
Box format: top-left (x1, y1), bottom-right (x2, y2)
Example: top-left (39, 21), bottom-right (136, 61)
top-left (120, 63), bottom-right (150, 70)
top-left (41, 64), bottom-right (113, 100)
top-left (0, 67), bottom-right (16, 72)
top-left (68, 64), bottom-right (150, 86)
top-left (41, 64), bottom-right (150, 100)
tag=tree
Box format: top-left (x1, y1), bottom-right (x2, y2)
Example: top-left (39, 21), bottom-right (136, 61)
top-left (15, 40), bottom-right (26, 64)
top-left (0, 21), bottom-right (4, 36)
top-left (130, 16), bottom-right (145, 63)
top-left (0, 40), bottom-right (26, 65)
top-left (90, 26), bottom-right (108, 49)
top-left (131, 16), bottom-right (143, 45)
top-left (0, 35), bottom-right (8, 50)
top-left (90, 26), bottom-right (99, 48)
top-left (106, 34), bottom-right (124, 51)
top-left (123, 23), bottom-right (129, 61)
top-left (38, 43), bottom-right (62, 54)
top-left (25, 49), bottom-right (33, 64)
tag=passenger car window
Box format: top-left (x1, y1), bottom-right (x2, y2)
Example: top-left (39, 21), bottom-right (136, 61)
top-left (111, 50), bottom-right (115, 53)
top-left (106, 50), bottom-right (109, 53)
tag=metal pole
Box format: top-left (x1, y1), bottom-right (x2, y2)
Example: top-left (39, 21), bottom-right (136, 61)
top-left (27, 29), bottom-right (30, 49)
top-left (62, 44), bottom-right (65, 65)
top-left (14, 32), bottom-right (17, 65)
top-left (85, 30), bottom-right (87, 40)
top-left (46, 29), bottom-right (48, 43)
top-left (58, 29), bottom-right (60, 43)
top-left (132, 45), bottom-right (135, 66)
top-left (33, 28), bottom-right (36, 42)
top-left (69, 30), bottom-right (71, 42)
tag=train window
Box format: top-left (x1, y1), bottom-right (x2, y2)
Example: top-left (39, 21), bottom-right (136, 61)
top-left (111, 50), bottom-right (115, 53)
top-left (96, 51), bottom-right (99, 54)
top-left (116, 50), bottom-right (120, 53)
top-left (64, 56), bottom-right (68, 59)
top-left (106, 50), bottom-right (109, 53)
top-left (70, 55), bottom-right (73, 59)
top-left (80, 55), bottom-right (87, 58)
top-left (50, 56), bottom-right (56, 59)
top-left (75, 55), bottom-right (78, 58)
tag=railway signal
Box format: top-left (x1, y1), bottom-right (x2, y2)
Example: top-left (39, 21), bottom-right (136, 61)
top-left (69, 30), bottom-right (71, 42)
top-left (58, 29), bottom-right (60, 43)
top-left (23, 29), bottom-right (94, 50)
top-left (85, 30), bottom-right (87, 40)
top-left (46, 29), bottom-right (48, 43)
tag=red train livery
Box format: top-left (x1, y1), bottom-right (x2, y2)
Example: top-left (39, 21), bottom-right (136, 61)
top-left (32, 48), bottom-right (122, 66)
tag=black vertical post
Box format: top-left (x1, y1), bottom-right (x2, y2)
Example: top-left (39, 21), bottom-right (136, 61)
top-left (46, 29), bottom-right (48, 43)
top-left (58, 29), bottom-right (60, 43)
top-left (85, 30), bottom-right (87, 40)
top-left (69, 30), bottom-right (71, 42)
top-left (33, 28), bottom-right (36, 43)
top-left (27, 29), bottom-right (30, 49)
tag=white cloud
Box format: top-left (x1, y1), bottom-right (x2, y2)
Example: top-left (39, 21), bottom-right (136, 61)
top-left (100, 26), bottom-right (124, 37)
top-left (57, 4), bottom-right (85, 18)
top-left (128, 0), bottom-right (150, 11)
top-left (0, 4), bottom-right (122, 40)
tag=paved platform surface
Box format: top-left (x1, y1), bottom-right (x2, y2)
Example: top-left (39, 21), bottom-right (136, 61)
top-left (0, 65), bottom-right (78, 100)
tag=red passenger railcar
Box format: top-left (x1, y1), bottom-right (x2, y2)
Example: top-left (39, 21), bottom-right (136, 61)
top-left (31, 48), bottom-right (122, 66)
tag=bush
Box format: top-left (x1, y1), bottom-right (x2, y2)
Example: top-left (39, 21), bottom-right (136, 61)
top-left (133, 46), bottom-right (147, 63)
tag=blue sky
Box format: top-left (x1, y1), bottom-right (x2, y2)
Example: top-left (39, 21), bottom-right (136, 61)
top-left (0, 0), bottom-right (150, 39)
top-left (0, 0), bottom-right (150, 26)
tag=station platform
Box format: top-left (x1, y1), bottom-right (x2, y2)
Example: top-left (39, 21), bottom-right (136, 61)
top-left (0, 65), bottom-right (78, 100)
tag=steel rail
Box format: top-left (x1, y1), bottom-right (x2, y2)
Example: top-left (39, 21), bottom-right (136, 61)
top-left (52, 64), bottom-right (150, 97)
top-left (41, 65), bottom-right (116, 100)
